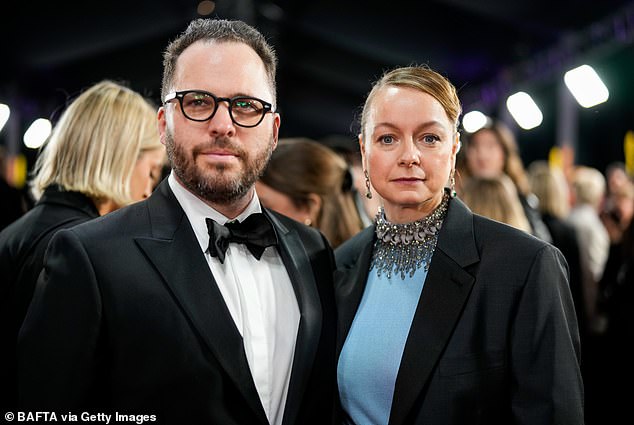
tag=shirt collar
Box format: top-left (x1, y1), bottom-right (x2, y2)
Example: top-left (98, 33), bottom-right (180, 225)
top-left (168, 172), bottom-right (263, 253)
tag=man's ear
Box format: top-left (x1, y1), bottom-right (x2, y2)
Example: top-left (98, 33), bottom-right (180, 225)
top-left (271, 113), bottom-right (281, 150)
top-left (158, 107), bottom-right (167, 146)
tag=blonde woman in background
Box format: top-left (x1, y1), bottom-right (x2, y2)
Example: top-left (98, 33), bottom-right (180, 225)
top-left (460, 174), bottom-right (532, 233)
top-left (458, 121), bottom-right (552, 242)
top-left (257, 138), bottom-right (364, 248)
top-left (29, 81), bottom-right (166, 211)
top-left (528, 160), bottom-right (586, 340)
top-left (568, 165), bottom-right (610, 334)
top-left (0, 80), bottom-right (164, 410)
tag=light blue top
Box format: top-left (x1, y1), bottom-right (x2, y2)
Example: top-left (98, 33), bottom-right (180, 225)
top-left (337, 265), bottom-right (428, 425)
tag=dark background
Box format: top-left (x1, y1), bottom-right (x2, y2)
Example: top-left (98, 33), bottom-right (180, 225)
top-left (2, 0), bottom-right (633, 174)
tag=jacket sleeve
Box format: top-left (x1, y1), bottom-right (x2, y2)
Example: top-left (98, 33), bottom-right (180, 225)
top-left (18, 228), bottom-right (104, 410)
top-left (510, 244), bottom-right (584, 424)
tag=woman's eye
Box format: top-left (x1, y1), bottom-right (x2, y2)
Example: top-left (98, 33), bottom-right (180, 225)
top-left (422, 134), bottom-right (440, 144)
top-left (378, 135), bottom-right (395, 144)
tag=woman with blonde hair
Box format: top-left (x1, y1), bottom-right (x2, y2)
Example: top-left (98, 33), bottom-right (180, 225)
top-left (528, 160), bottom-right (586, 341)
top-left (458, 120), bottom-right (552, 242)
top-left (334, 65), bottom-right (582, 424)
top-left (257, 138), bottom-right (363, 248)
top-left (0, 80), bottom-right (164, 409)
top-left (29, 81), bottom-right (165, 211)
top-left (460, 174), bottom-right (532, 233)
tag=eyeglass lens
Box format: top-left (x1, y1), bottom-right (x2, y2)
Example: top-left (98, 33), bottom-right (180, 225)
top-left (181, 91), bottom-right (267, 126)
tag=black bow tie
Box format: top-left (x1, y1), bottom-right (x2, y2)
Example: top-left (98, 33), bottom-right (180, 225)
top-left (206, 213), bottom-right (278, 264)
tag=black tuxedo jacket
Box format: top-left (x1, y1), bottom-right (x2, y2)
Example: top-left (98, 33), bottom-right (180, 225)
top-left (18, 180), bottom-right (336, 425)
top-left (335, 198), bottom-right (583, 425)
top-left (0, 186), bottom-right (99, 410)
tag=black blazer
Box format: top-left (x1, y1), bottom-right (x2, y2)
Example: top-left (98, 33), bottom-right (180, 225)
top-left (0, 186), bottom-right (99, 410)
top-left (18, 180), bottom-right (337, 425)
top-left (335, 198), bottom-right (583, 425)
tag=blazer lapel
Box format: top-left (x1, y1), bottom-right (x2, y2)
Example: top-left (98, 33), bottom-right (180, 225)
top-left (334, 227), bottom-right (375, 352)
top-left (134, 181), bottom-right (268, 424)
top-left (389, 198), bottom-right (480, 425)
top-left (264, 211), bottom-right (322, 425)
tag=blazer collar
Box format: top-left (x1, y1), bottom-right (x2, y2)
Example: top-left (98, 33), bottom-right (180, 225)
top-left (389, 197), bottom-right (479, 425)
top-left (135, 181), bottom-right (322, 425)
top-left (38, 185), bottom-right (100, 218)
top-left (263, 210), bottom-right (323, 425)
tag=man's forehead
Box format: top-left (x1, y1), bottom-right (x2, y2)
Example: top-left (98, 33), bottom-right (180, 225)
top-left (173, 40), bottom-right (272, 94)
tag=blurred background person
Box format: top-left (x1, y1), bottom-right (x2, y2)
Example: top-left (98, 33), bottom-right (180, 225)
top-left (458, 121), bottom-right (552, 243)
top-left (322, 134), bottom-right (382, 227)
top-left (0, 146), bottom-right (28, 231)
top-left (597, 173), bottom-right (634, 330)
top-left (527, 161), bottom-right (584, 326)
top-left (599, 179), bottom-right (634, 300)
top-left (604, 161), bottom-right (631, 200)
top-left (600, 170), bottom-right (634, 245)
top-left (527, 160), bottom-right (587, 357)
top-left (460, 174), bottom-right (532, 233)
top-left (0, 80), bottom-right (164, 410)
top-left (567, 165), bottom-right (610, 335)
top-left (599, 177), bottom-right (634, 321)
top-left (257, 138), bottom-right (363, 248)
top-left (592, 187), bottom-right (634, 424)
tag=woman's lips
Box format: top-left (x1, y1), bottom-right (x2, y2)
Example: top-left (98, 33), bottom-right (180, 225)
top-left (392, 177), bottom-right (423, 184)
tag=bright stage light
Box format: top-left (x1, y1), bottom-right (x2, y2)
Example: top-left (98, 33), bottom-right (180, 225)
top-left (564, 64), bottom-right (609, 108)
top-left (23, 118), bottom-right (52, 149)
top-left (506, 92), bottom-right (543, 130)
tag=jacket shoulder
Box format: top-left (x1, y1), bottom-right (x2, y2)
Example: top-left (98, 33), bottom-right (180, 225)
top-left (266, 209), bottom-right (331, 253)
top-left (334, 226), bottom-right (374, 269)
top-left (67, 200), bottom-right (150, 241)
top-left (471, 213), bottom-right (556, 255)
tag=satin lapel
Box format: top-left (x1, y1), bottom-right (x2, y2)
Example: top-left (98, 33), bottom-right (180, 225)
top-left (265, 211), bottom-right (321, 425)
top-left (334, 227), bottom-right (375, 353)
top-left (134, 181), bottom-right (268, 424)
top-left (389, 198), bottom-right (479, 425)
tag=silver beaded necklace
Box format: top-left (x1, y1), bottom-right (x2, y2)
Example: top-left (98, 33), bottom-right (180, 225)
top-left (371, 193), bottom-right (449, 279)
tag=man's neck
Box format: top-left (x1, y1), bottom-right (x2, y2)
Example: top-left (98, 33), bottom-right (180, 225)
top-left (173, 174), bottom-right (255, 220)
top-left (205, 191), bottom-right (255, 220)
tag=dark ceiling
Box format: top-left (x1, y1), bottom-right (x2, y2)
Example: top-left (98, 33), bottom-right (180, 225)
top-left (3, 0), bottom-right (634, 171)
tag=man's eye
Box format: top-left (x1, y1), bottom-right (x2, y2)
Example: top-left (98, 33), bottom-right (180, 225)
top-left (184, 93), bottom-right (213, 107)
top-left (233, 100), bottom-right (260, 112)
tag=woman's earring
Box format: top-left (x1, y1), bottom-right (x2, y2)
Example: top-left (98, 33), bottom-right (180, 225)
top-left (364, 170), bottom-right (373, 199)
top-left (304, 217), bottom-right (312, 226)
top-left (449, 169), bottom-right (457, 198)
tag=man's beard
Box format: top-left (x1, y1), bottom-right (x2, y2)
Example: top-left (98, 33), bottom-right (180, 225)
top-left (165, 129), bottom-right (274, 204)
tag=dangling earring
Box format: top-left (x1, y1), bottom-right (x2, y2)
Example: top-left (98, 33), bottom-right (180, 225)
top-left (449, 169), bottom-right (457, 198)
top-left (303, 217), bottom-right (312, 226)
top-left (364, 170), bottom-right (373, 199)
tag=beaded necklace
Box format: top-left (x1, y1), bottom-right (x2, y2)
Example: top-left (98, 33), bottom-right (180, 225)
top-left (371, 193), bottom-right (449, 279)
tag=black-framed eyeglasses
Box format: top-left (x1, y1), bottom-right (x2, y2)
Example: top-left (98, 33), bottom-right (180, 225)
top-left (163, 90), bottom-right (275, 128)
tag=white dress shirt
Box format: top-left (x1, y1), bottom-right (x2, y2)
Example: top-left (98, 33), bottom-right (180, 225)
top-left (168, 173), bottom-right (300, 425)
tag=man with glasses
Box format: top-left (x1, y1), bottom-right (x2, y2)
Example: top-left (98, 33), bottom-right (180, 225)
top-left (18, 19), bottom-right (336, 425)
